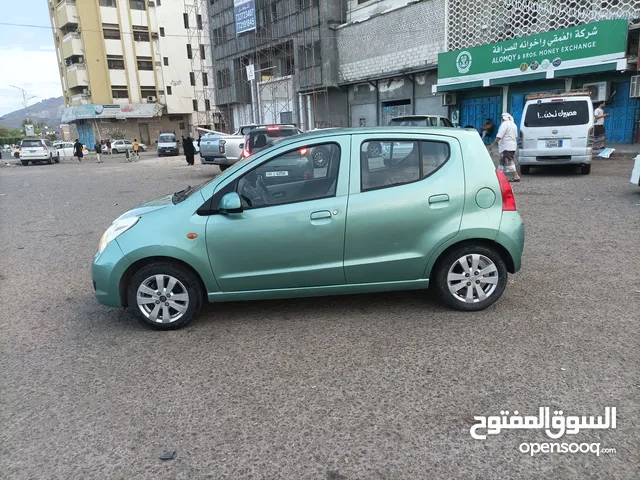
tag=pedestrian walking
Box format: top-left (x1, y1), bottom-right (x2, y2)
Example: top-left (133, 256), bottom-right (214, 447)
top-left (183, 135), bottom-right (195, 166)
top-left (490, 113), bottom-right (521, 182)
top-left (133, 138), bottom-right (140, 159)
top-left (106, 139), bottom-right (112, 155)
top-left (73, 138), bottom-right (84, 163)
top-left (95, 141), bottom-right (103, 163)
top-left (480, 118), bottom-right (494, 144)
top-left (593, 102), bottom-right (609, 152)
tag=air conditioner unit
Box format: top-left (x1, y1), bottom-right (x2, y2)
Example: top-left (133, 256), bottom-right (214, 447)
top-left (147, 96), bottom-right (157, 102)
top-left (583, 82), bottom-right (609, 102)
top-left (442, 92), bottom-right (457, 106)
top-left (631, 76), bottom-right (640, 98)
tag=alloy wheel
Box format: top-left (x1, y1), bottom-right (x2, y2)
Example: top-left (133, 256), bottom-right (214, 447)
top-left (446, 254), bottom-right (499, 303)
top-left (136, 274), bottom-right (189, 323)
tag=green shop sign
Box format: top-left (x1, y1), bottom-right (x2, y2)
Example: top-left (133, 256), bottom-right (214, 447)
top-left (437, 19), bottom-right (628, 85)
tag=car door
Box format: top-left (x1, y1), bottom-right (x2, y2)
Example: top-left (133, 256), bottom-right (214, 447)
top-left (204, 136), bottom-right (351, 292)
top-left (344, 133), bottom-right (465, 284)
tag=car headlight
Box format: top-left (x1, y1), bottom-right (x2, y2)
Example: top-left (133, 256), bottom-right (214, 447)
top-left (97, 216), bottom-right (140, 254)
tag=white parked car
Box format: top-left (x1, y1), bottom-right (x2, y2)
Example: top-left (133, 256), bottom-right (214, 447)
top-left (102, 140), bottom-right (147, 154)
top-left (631, 154), bottom-right (640, 186)
top-left (19, 138), bottom-right (59, 165)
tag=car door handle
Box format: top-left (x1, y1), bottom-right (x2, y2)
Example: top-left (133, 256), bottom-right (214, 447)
top-left (310, 210), bottom-right (332, 220)
top-left (429, 194), bottom-right (450, 204)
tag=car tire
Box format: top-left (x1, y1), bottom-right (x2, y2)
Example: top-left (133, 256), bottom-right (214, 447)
top-left (54, 153), bottom-right (60, 163)
top-left (312, 146), bottom-right (330, 168)
top-left (21, 160), bottom-right (29, 166)
top-left (367, 142), bottom-right (382, 157)
top-left (433, 244), bottom-right (508, 312)
top-left (219, 165), bottom-right (228, 172)
top-left (47, 155), bottom-right (53, 165)
top-left (112, 148), bottom-right (119, 154)
top-left (520, 165), bottom-right (530, 174)
top-left (580, 164), bottom-right (591, 175)
top-left (127, 262), bottom-right (204, 330)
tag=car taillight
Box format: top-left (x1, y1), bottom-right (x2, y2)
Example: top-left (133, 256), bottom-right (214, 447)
top-left (300, 147), bottom-right (308, 155)
top-left (266, 126), bottom-right (280, 131)
top-left (496, 169), bottom-right (516, 211)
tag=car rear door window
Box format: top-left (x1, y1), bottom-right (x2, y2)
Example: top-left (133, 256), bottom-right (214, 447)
top-left (361, 140), bottom-right (450, 191)
top-left (236, 143), bottom-right (340, 209)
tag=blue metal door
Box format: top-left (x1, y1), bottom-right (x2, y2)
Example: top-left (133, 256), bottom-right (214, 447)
top-left (76, 122), bottom-right (95, 148)
top-left (605, 82), bottom-right (636, 143)
top-left (510, 94), bottom-right (525, 130)
top-left (460, 96), bottom-right (502, 142)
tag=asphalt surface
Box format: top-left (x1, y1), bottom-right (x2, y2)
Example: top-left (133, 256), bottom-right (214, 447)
top-left (1, 153), bottom-right (639, 479)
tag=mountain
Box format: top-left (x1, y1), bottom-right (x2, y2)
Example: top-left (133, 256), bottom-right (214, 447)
top-left (0, 97), bottom-right (65, 129)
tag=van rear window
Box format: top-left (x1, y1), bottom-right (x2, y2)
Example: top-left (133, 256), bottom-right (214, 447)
top-left (524, 101), bottom-right (590, 127)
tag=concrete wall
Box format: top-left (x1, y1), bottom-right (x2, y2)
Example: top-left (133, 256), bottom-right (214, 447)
top-left (336, 0), bottom-right (445, 84)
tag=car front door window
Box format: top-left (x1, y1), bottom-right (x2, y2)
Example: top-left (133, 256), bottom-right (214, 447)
top-left (236, 143), bottom-right (341, 209)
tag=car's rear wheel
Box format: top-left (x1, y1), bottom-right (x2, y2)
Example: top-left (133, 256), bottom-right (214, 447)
top-left (54, 153), bottom-right (60, 163)
top-left (21, 160), bottom-right (29, 166)
top-left (47, 155), bottom-right (53, 165)
top-left (127, 262), bottom-right (204, 330)
top-left (580, 164), bottom-right (591, 175)
top-left (433, 244), bottom-right (508, 311)
top-left (520, 165), bottom-right (530, 174)
top-left (112, 148), bottom-right (119, 154)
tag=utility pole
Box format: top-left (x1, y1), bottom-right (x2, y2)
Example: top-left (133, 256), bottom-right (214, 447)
top-left (10, 85), bottom-right (37, 124)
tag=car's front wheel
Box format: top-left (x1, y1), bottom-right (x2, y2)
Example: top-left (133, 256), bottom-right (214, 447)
top-left (433, 244), bottom-right (508, 311)
top-left (21, 160), bottom-right (29, 166)
top-left (127, 262), bottom-right (204, 330)
top-left (54, 153), bottom-right (60, 163)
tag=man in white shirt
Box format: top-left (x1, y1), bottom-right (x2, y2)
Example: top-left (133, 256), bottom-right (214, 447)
top-left (593, 102), bottom-right (609, 151)
top-left (490, 112), bottom-right (521, 182)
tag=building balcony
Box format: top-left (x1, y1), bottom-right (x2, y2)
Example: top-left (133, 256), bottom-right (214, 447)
top-left (70, 93), bottom-right (91, 105)
top-left (55, 0), bottom-right (78, 28)
top-left (61, 32), bottom-right (83, 59)
top-left (298, 65), bottom-right (323, 90)
top-left (66, 63), bottom-right (89, 89)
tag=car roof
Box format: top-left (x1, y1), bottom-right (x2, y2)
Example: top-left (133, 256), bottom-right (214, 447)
top-left (249, 124), bottom-right (298, 132)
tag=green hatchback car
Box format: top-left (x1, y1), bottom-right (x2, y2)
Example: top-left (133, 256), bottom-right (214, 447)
top-left (92, 127), bottom-right (525, 330)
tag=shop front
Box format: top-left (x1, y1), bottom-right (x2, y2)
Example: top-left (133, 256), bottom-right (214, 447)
top-left (434, 19), bottom-right (638, 143)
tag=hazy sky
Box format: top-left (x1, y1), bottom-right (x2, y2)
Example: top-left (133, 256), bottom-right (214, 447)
top-left (0, 0), bottom-right (62, 116)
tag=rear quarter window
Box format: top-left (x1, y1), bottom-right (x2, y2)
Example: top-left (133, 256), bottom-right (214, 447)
top-left (524, 101), bottom-right (591, 127)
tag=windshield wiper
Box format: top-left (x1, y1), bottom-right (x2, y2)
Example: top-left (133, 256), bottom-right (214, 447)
top-left (172, 185), bottom-right (193, 204)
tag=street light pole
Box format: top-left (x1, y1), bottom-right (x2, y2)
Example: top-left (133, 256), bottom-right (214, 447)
top-left (10, 85), bottom-right (37, 124)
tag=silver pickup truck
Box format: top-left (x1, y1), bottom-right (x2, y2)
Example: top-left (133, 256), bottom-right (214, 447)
top-left (198, 125), bottom-right (260, 171)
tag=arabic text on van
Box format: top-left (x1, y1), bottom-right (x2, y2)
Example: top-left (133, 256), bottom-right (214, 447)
top-left (536, 110), bottom-right (578, 119)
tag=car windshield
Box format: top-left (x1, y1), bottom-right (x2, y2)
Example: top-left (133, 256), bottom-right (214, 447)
top-left (159, 134), bottom-right (176, 142)
top-left (21, 140), bottom-right (43, 148)
top-left (524, 101), bottom-right (591, 127)
top-left (388, 118), bottom-right (436, 127)
top-left (248, 128), bottom-right (298, 150)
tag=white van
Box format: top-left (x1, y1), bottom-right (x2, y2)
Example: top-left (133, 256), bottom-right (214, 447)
top-left (519, 95), bottom-right (594, 175)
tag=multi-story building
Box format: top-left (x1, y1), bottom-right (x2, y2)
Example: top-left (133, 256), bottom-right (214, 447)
top-left (208, 0), bottom-right (347, 132)
top-left (49, 0), bottom-right (217, 148)
top-left (336, 0), bottom-right (448, 127)
top-left (433, 0), bottom-right (640, 143)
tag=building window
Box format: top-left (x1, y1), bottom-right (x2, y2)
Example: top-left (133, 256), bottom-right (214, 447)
top-left (192, 99), bottom-right (198, 111)
top-left (179, 122), bottom-right (185, 129)
top-left (202, 72), bottom-right (208, 86)
top-left (186, 44), bottom-right (192, 59)
top-left (130, 0), bottom-right (146, 10)
top-left (183, 13), bottom-right (189, 28)
top-left (205, 99), bottom-right (211, 111)
top-left (217, 68), bottom-right (231, 87)
top-left (156, 0), bottom-right (161, 5)
top-left (107, 55), bottom-right (125, 70)
top-left (280, 111), bottom-right (293, 124)
top-left (163, 57), bottom-right (169, 66)
top-left (297, 0), bottom-right (315, 9)
top-left (103, 24), bottom-right (120, 40)
top-left (196, 14), bottom-right (203, 29)
top-left (190, 72), bottom-right (196, 86)
top-left (132, 27), bottom-right (150, 42)
top-left (213, 26), bottom-right (225, 44)
top-left (167, 86), bottom-right (172, 95)
top-left (270, 3), bottom-right (278, 21)
top-left (159, 27), bottom-right (165, 37)
top-left (141, 87), bottom-right (157, 99)
top-left (99, 0), bottom-right (117, 7)
top-left (199, 44), bottom-right (206, 60)
top-left (137, 56), bottom-right (154, 70)
top-left (112, 86), bottom-right (129, 99)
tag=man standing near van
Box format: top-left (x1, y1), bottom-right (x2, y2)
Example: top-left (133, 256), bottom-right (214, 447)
top-left (490, 113), bottom-right (521, 182)
top-left (593, 102), bottom-right (609, 151)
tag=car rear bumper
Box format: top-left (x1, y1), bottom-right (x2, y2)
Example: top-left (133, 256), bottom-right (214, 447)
top-left (518, 154), bottom-right (592, 165)
top-left (201, 156), bottom-right (233, 165)
top-left (496, 211), bottom-right (525, 273)
top-left (92, 239), bottom-right (131, 308)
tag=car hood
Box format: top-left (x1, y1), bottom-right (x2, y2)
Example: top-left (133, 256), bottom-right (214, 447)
top-left (116, 193), bottom-right (174, 220)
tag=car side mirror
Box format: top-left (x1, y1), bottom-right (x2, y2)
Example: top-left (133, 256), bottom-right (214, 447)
top-left (219, 192), bottom-right (243, 214)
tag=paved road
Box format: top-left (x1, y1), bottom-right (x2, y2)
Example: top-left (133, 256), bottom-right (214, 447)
top-left (1, 155), bottom-right (638, 479)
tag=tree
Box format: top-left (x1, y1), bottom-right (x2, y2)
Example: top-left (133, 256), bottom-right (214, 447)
top-left (46, 133), bottom-right (59, 141)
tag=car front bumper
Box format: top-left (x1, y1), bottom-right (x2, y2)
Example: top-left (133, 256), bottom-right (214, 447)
top-left (159, 148), bottom-right (179, 155)
top-left (92, 239), bottom-right (132, 308)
